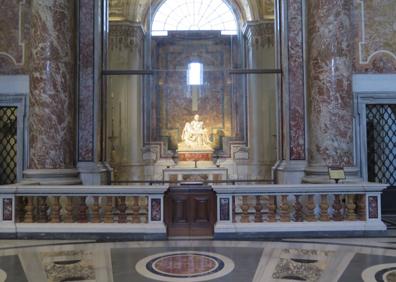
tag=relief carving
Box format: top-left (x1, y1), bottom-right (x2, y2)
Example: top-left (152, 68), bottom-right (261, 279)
top-left (358, 0), bottom-right (396, 64)
top-left (0, 0), bottom-right (26, 66)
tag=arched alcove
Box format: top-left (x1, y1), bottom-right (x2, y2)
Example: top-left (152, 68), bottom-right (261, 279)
top-left (105, 0), bottom-right (279, 181)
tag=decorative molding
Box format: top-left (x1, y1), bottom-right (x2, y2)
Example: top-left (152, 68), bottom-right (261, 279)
top-left (0, 0), bottom-right (26, 66)
top-left (109, 22), bottom-right (144, 52)
top-left (358, 0), bottom-right (396, 64)
top-left (244, 21), bottom-right (275, 48)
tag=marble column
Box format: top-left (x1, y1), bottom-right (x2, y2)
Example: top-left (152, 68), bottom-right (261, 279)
top-left (304, 0), bottom-right (359, 183)
top-left (24, 0), bottom-right (80, 184)
top-left (108, 22), bottom-right (144, 181)
top-left (245, 22), bottom-right (277, 180)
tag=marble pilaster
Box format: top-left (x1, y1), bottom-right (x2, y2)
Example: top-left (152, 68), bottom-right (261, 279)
top-left (304, 0), bottom-right (358, 183)
top-left (77, 0), bottom-right (111, 185)
top-left (287, 0), bottom-right (305, 161)
top-left (25, 0), bottom-right (79, 184)
top-left (275, 0), bottom-right (307, 184)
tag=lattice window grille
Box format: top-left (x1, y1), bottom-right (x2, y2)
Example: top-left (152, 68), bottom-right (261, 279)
top-left (0, 107), bottom-right (18, 185)
top-left (366, 104), bottom-right (396, 186)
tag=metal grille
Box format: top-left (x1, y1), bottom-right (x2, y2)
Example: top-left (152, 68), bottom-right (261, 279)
top-left (366, 104), bottom-right (396, 186)
top-left (0, 107), bottom-right (17, 185)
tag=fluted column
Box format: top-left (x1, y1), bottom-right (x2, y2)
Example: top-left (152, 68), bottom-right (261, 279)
top-left (245, 22), bottom-right (277, 180)
top-left (304, 0), bottom-right (359, 183)
top-left (24, 0), bottom-right (79, 184)
top-left (108, 22), bottom-right (144, 181)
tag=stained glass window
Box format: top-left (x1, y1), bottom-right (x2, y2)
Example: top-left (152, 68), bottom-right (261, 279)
top-left (152, 0), bottom-right (238, 36)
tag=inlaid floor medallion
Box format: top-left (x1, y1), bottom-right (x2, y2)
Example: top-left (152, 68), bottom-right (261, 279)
top-left (135, 251), bottom-right (235, 281)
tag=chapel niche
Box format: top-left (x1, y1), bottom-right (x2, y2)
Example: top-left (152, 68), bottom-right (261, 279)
top-left (105, 0), bottom-right (278, 181)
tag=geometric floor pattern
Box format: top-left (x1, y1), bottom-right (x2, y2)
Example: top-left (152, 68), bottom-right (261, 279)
top-left (1, 238), bottom-right (396, 281)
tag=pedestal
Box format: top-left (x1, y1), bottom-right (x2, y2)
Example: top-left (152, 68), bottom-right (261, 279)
top-left (177, 150), bottom-right (213, 162)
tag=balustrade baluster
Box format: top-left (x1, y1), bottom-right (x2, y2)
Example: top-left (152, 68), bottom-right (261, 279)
top-left (16, 197), bottom-right (25, 223)
top-left (37, 196), bottom-right (48, 223)
top-left (131, 196), bottom-right (141, 223)
top-left (332, 194), bottom-right (343, 221)
top-left (305, 195), bottom-right (316, 221)
top-left (357, 194), bottom-right (366, 221)
top-left (64, 197), bottom-right (73, 223)
top-left (319, 194), bottom-right (330, 221)
top-left (141, 197), bottom-right (148, 223)
top-left (104, 196), bottom-right (113, 223)
top-left (294, 195), bottom-right (303, 222)
top-left (267, 195), bottom-right (276, 222)
top-left (254, 196), bottom-right (263, 222)
top-left (118, 196), bottom-right (127, 223)
top-left (280, 195), bottom-right (290, 222)
top-left (232, 196), bottom-right (236, 223)
top-left (240, 196), bottom-right (250, 223)
top-left (346, 195), bottom-right (357, 221)
top-left (91, 196), bottom-right (100, 223)
top-left (50, 196), bottom-right (61, 223)
top-left (78, 197), bottom-right (88, 223)
top-left (24, 196), bottom-right (34, 223)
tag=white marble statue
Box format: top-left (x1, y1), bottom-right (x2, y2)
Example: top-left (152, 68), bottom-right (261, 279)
top-left (179, 114), bottom-right (212, 150)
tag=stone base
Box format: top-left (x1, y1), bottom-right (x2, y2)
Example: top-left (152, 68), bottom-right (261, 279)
top-left (178, 150), bottom-right (213, 161)
top-left (22, 169), bottom-right (81, 185)
top-left (78, 162), bottom-right (112, 185)
top-left (274, 160), bottom-right (307, 184)
top-left (302, 166), bottom-right (362, 184)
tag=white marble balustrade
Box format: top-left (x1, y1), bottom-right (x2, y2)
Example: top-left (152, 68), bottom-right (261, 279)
top-left (213, 183), bottom-right (387, 234)
top-left (0, 185), bottom-right (167, 235)
top-left (0, 183), bottom-right (388, 236)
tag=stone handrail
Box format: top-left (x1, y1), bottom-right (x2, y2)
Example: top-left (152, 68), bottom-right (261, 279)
top-left (0, 185), bottom-right (167, 237)
top-left (0, 182), bottom-right (388, 237)
top-left (213, 182), bottom-right (387, 235)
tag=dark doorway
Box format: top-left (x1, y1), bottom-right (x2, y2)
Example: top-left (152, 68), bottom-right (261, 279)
top-left (0, 106), bottom-right (17, 185)
top-left (164, 185), bottom-right (216, 237)
top-left (366, 104), bottom-right (396, 214)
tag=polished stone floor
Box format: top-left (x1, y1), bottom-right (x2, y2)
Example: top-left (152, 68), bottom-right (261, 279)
top-left (1, 237), bottom-right (396, 281)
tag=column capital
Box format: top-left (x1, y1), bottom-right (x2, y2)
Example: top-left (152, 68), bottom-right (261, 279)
top-left (243, 21), bottom-right (275, 48)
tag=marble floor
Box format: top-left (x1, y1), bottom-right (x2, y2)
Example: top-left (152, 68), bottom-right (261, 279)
top-left (1, 237), bottom-right (396, 282)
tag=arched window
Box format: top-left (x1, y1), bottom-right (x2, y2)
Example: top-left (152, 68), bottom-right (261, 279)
top-left (152, 0), bottom-right (238, 36)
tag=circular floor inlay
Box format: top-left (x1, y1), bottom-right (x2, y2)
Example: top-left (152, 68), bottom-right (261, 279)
top-left (361, 263), bottom-right (396, 282)
top-left (136, 251), bottom-right (234, 282)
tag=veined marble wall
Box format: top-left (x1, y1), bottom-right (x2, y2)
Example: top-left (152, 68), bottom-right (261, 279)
top-left (0, 0), bottom-right (396, 183)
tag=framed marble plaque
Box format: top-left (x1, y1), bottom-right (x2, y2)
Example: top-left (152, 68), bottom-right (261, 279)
top-left (2, 198), bottom-right (13, 221)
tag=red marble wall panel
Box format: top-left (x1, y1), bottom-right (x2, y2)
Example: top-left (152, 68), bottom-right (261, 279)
top-left (78, 0), bottom-right (95, 161)
top-left (307, 0), bottom-right (354, 167)
top-left (29, 0), bottom-right (75, 169)
top-left (352, 0), bottom-right (396, 73)
top-left (287, 0), bottom-right (305, 160)
top-left (0, 0), bottom-right (30, 74)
